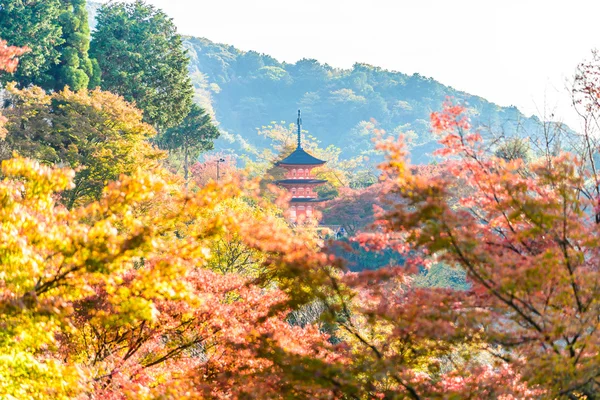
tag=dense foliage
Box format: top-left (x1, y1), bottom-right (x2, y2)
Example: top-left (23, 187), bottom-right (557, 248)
top-left (90, 0), bottom-right (194, 130)
top-left (0, 155), bottom-right (345, 399)
top-left (51, 0), bottom-right (101, 91)
top-left (2, 84), bottom-right (163, 208)
top-left (0, 0), bottom-right (64, 88)
top-left (354, 100), bottom-right (600, 397)
top-left (0, 0), bottom-right (98, 91)
top-left (4, 2), bottom-right (600, 399)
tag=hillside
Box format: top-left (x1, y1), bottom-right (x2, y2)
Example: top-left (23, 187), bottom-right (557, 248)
top-left (87, 2), bottom-right (554, 164)
top-left (184, 36), bottom-right (551, 163)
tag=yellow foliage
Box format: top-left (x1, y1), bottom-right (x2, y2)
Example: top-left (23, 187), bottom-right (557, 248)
top-left (2, 85), bottom-right (164, 208)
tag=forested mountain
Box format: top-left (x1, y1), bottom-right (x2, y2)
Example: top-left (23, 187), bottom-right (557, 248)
top-left (86, 1), bottom-right (559, 163)
top-left (184, 36), bottom-right (554, 163)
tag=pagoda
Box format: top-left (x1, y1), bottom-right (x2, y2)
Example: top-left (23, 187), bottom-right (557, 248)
top-left (275, 110), bottom-right (327, 222)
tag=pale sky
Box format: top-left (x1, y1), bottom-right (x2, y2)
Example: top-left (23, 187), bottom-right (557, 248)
top-left (100, 0), bottom-right (600, 130)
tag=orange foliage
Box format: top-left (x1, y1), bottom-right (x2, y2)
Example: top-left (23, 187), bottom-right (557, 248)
top-left (355, 100), bottom-right (600, 397)
top-left (0, 39), bottom-right (29, 73)
top-left (0, 39), bottom-right (28, 138)
top-left (3, 33), bottom-right (598, 398)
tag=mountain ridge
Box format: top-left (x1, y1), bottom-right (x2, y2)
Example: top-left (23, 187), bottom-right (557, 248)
top-left (183, 36), bottom-right (552, 163)
top-left (87, 1), bottom-right (559, 163)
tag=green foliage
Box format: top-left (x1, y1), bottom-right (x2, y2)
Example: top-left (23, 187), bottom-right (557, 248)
top-left (158, 103), bottom-right (220, 180)
top-left (52, 0), bottom-right (100, 91)
top-left (412, 263), bottom-right (470, 291)
top-left (0, 0), bottom-right (64, 89)
top-left (328, 238), bottom-right (403, 272)
top-left (2, 84), bottom-right (163, 208)
top-left (184, 37), bottom-right (563, 164)
top-left (90, 0), bottom-right (194, 130)
top-left (159, 104), bottom-right (220, 153)
top-left (0, 0), bottom-right (98, 91)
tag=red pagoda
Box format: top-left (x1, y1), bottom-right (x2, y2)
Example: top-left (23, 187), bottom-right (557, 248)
top-left (275, 111), bottom-right (327, 222)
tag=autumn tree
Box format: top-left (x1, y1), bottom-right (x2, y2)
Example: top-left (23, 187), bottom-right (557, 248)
top-left (0, 42), bottom-right (343, 393)
top-left (90, 0), bottom-right (194, 130)
top-left (2, 84), bottom-right (163, 208)
top-left (0, 155), bottom-right (358, 399)
top-left (353, 100), bottom-right (600, 398)
top-left (0, 40), bottom-right (28, 139)
top-left (191, 153), bottom-right (237, 186)
top-left (0, 39), bottom-right (30, 75)
top-left (0, 29), bottom-right (350, 400)
top-left (254, 99), bottom-right (600, 398)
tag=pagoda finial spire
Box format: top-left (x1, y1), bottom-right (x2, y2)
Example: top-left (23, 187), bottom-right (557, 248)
top-left (297, 109), bottom-right (302, 149)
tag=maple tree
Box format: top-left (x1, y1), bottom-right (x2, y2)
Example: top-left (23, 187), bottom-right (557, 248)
top-left (0, 155), bottom-right (350, 399)
top-left (321, 183), bottom-right (384, 236)
top-left (1, 56), bottom-right (345, 400)
top-left (350, 100), bottom-right (600, 398)
top-left (0, 39), bottom-right (28, 139)
top-left (190, 153), bottom-right (237, 186)
top-left (0, 39), bottom-right (29, 75)
top-left (2, 84), bottom-right (163, 208)
top-left (267, 98), bottom-right (600, 398)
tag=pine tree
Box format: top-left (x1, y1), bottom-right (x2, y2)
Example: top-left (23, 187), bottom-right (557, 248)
top-left (0, 0), bottom-right (100, 91)
top-left (52, 0), bottom-right (101, 91)
top-left (158, 104), bottom-right (220, 181)
top-left (90, 0), bottom-right (193, 130)
top-left (0, 0), bottom-right (63, 89)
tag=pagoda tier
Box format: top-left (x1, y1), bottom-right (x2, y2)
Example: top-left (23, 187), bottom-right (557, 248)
top-left (276, 179), bottom-right (327, 185)
top-left (274, 110), bottom-right (328, 222)
top-left (276, 148), bottom-right (325, 167)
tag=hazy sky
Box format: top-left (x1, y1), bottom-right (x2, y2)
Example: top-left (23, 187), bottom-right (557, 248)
top-left (99, 0), bottom-right (599, 129)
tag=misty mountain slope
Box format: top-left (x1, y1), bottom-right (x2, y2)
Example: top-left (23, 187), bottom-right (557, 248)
top-left (184, 36), bottom-right (554, 163)
top-left (86, 2), bottom-right (559, 163)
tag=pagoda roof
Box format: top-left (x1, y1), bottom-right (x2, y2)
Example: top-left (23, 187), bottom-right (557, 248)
top-left (290, 198), bottom-right (326, 203)
top-left (275, 179), bottom-right (327, 185)
top-left (276, 147), bottom-right (326, 166)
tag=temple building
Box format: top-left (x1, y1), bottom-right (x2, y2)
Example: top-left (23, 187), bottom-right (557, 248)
top-left (275, 110), bottom-right (327, 222)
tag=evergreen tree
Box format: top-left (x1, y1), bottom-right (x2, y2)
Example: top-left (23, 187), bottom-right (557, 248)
top-left (0, 0), bottom-right (99, 91)
top-left (52, 0), bottom-right (101, 91)
top-left (158, 104), bottom-right (220, 181)
top-left (90, 0), bottom-right (193, 130)
top-left (0, 0), bottom-right (63, 89)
